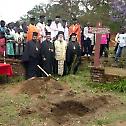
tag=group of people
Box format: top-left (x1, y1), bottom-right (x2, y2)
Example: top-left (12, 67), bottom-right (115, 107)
top-left (0, 20), bottom-right (27, 58)
top-left (19, 15), bottom-right (83, 79)
top-left (22, 31), bottom-right (81, 79)
top-left (0, 15), bottom-right (113, 79)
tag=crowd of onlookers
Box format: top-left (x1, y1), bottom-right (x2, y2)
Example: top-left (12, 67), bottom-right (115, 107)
top-left (0, 15), bottom-right (111, 58)
top-left (0, 15), bottom-right (126, 79)
top-left (0, 20), bottom-right (27, 58)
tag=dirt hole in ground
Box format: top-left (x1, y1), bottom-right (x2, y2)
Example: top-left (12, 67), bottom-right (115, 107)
top-left (51, 100), bottom-right (91, 117)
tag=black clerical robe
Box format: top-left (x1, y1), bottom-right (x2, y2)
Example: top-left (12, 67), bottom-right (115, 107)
top-left (66, 41), bottom-right (81, 74)
top-left (22, 40), bottom-right (40, 79)
top-left (39, 40), bottom-right (54, 76)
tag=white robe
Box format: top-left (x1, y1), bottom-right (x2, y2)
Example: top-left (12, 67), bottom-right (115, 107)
top-left (54, 39), bottom-right (67, 75)
top-left (36, 22), bottom-right (46, 41)
top-left (50, 21), bottom-right (64, 39)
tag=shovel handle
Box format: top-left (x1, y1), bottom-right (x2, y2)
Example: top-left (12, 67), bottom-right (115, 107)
top-left (37, 65), bottom-right (49, 77)
top-left (37, 65), bottom-right (59, 81)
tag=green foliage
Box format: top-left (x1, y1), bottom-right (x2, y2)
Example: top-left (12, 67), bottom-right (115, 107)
top-left (89, 79), bottom-right (126, 93)
top-left (109, 21), bottom-right (121, 33)
top-left (20, 0), bottom-right (123, 32)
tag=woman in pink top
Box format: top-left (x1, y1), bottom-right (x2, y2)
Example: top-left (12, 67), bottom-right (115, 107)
top-left (100, 34), bottom-right (109, 57)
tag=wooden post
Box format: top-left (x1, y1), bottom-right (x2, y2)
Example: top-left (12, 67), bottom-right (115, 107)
top-left (88, 23), bottom-right (110, 67)
top-left (94, 22), bottom-right (102, 67)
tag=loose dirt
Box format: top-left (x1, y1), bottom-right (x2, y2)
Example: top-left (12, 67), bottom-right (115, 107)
top-left (4, 77), bottom-right (125, 126)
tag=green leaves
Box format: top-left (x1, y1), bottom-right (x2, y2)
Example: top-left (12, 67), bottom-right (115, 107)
top-left (89, 79), bottom-right (126, 93)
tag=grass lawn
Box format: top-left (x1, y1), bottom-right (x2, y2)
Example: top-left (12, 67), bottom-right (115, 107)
top-left (0, 62), bottom-right (126, 126)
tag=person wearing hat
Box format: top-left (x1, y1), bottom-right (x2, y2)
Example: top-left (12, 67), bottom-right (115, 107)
top-left (45, 19), bottom-right (52, 33)
top-left (50, 16), bottom-right (64, 41)
top-left (26, 17), bottom-right (39, 42)
top-left (69, 18), bottom-right (81, 45)
top-left (39, 32), bottom-right (55, 76)
top-left (36, 15), bottom-right (46, 42)
top-left (54, 31), bottom-right (67, 76)
top-left (22, 32), bottom-right (41, 79)
top-left (66, 33), bottom-right (81, 74)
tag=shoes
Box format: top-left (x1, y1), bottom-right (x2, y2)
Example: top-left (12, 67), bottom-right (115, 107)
top-left (88, 54), bottom-right (91, 57)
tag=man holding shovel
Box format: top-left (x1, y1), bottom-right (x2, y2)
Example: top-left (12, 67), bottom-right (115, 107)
top-left (39, 32), bottom-right (55, 77)
top-left (22, 32), bottom-right (40, 79)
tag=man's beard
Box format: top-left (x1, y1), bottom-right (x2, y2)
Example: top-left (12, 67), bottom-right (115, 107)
top-left (33, 39), bottom-right (37, 42)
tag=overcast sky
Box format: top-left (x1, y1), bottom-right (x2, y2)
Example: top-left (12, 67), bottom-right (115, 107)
top-left (0, 0), bottom-right (49, 23)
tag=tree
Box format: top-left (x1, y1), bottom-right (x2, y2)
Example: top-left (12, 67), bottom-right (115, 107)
top-left (109, 0), bottom-right (126, 29)
top-left (48, 0), bottom-right (85, 21)
top-left (20, 0), bottom-right (125, 32)
top-left (20, 3), bottom-right (46, 23)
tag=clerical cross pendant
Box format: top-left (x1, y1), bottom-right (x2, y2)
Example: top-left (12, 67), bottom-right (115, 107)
top-left (36, 47), bottom-right (38, 51)
top-left (73, 46), bottom-right (76, 50)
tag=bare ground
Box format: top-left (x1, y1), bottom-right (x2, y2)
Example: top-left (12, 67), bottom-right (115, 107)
top-left (3, 77), bottom-right (125, 126)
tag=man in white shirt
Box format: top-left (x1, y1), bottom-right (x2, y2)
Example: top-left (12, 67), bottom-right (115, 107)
top-left (50, 16), bottom-right (64, 41)
top-left (115, 30), bottom-right (126, 62)
top-left (114, 32), bottom-right (120, 54)
top-left (36, 15), bottom-right (46, 42)
top-left (83, 24), bottom-right (94, 57)
top-left (45, 19), bottom-right (52, 33)
top-left (62, 20), bottom-right (69, 42)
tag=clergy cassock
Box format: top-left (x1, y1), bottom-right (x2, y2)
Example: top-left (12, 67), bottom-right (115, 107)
top-left (39, 40), bottom-right (54, 76)
top-left (66, 35), bottom-right (81, 74)
top-left (54, 39), bottom-right (67, 76)
top-left (22, 38), bottom-right (40, 79)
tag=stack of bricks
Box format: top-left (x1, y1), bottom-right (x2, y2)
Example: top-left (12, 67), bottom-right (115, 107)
top-left (90, 66), bottom-right (126, 83)
top-left (90, 66), bottom-right (105, 83)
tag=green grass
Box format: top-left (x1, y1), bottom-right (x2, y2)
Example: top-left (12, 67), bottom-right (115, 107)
top-left (89, 111), bottom-right (126, 126)
top-left (88, 79), bottom-right (126, 93)
top-left (0, 92), bottom-right (44, 126)
top-left (1, 63), bottom-right (126, 125)
top-left (60, 63), bottom-right (91, 92)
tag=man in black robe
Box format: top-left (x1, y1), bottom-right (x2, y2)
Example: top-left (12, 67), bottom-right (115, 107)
top-left (21, 32), bottom-right (40, 79)
top-left (66, 33), bottom-right (81, 74)
top-left (39, 32), bottom-right (54, 76)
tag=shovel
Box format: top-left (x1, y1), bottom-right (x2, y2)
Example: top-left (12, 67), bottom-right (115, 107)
top-left (37, 65), bottom-right (59, 81)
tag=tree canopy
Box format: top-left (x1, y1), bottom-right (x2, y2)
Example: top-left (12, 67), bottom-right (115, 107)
top-left (20, 0), bottom-right (126, 32)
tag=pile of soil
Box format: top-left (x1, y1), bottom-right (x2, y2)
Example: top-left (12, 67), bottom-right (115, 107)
top-left (8, 77), bottom-right (123, 126)
top-left (20, 77), bottom-right (68, 95)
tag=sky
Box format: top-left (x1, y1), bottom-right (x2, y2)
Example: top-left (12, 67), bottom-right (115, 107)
top-left (0, 0), bottom-right (49, 23)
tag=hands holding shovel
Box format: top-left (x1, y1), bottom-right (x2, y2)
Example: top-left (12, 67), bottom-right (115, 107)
top-left (37, 65), bottom-right (59, 81)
